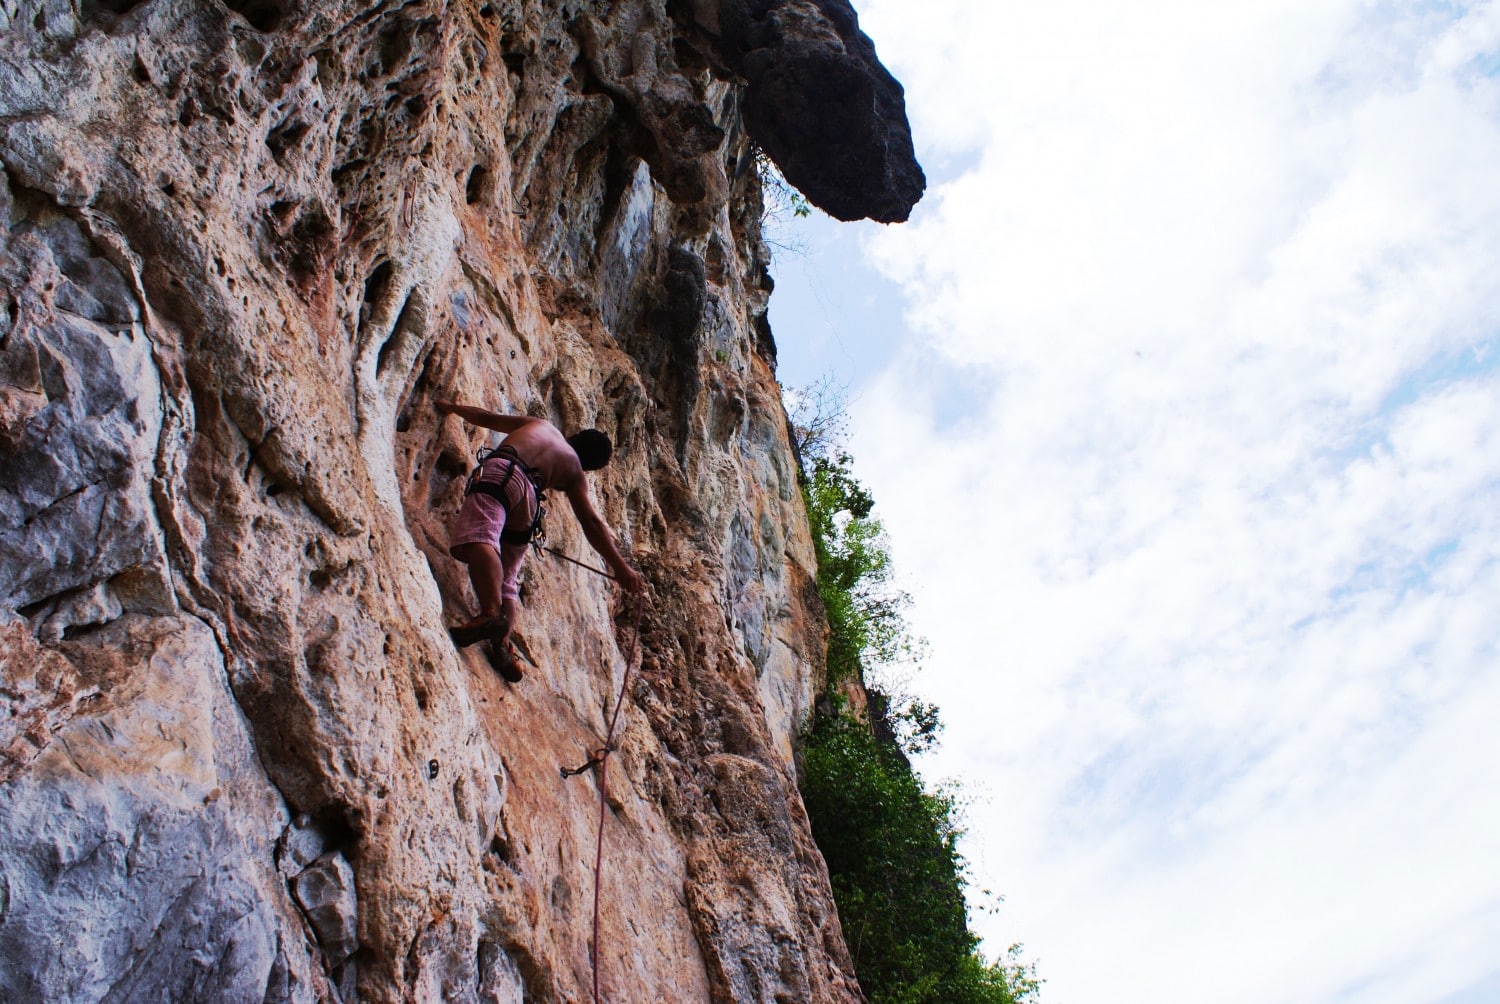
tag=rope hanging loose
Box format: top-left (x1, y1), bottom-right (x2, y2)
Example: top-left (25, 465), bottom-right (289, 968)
top-left (555, 545), bottom-right (644, 1004)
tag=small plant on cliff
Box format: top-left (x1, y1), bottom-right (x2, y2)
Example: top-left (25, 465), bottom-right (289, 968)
top-left (756, 148), bottom-right (813, 221)
top-left (787, 373), bottom-right (850, 464)
top-left (756, 149), bottom-right (813, 259)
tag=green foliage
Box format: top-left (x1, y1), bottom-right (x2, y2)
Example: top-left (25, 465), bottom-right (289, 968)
top-left (803, 452), bottom-right (918, 685)
top-left (801, 709), bottom-right (1038, 1003)
top-left (884, 693), bottom-right (945, 757)
top-left (756, 148), bottom-right (810, 214)
top-left (792, 427), bottom-right (1041, 1003)
top-left (756, 149), bottom-right (814, 255)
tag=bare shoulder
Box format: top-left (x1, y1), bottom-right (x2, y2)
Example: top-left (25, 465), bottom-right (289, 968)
top-left (561, 464), bottom-right (598, 509)
top-left (501, 417), bottom-right (556, 452)
top-left (559, 460), bottom-right (588, 496)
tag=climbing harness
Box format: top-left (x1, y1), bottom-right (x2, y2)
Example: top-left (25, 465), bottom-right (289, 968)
top-left (559, 570), bottom-right (645, 1004)
top-left (464, 445), bottom-right (546, 546)
top-left (463, 445), bottom-right (631, 583)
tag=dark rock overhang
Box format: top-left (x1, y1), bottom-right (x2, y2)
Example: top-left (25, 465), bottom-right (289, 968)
top-left (695, 0), bottom-right (927, 223)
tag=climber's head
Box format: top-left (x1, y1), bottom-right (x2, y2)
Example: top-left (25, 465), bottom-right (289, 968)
top-left (567, 429), bottom-right (613, 471)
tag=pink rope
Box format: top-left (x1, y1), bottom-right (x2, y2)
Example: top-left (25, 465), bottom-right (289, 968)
top-left (572, 591), bottom-right (644, 1004)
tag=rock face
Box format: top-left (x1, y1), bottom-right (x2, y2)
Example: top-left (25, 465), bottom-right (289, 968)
top-left (710, 0), bottom-right (927, 222)
top-left (0, 0), bottom-right (920, 1001)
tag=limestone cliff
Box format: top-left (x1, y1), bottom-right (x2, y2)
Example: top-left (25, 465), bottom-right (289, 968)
top-left (0, 0), bottom-right (923, 1000)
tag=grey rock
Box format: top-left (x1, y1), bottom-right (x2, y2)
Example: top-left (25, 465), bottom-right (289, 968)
top-left (278, 815), bottom-right (329, 873)
top-left (0, 198), bottom-right (164, 623)
top-left (95, 874), bottom-right (280, 1004)
top-left (35, 580), bottom-right (122, 643)
top-left (477, 939), bottom-right (525, 1004)
top-left (0, 617), bottom-right (317, 1003)
top-left (14, 214), bottom-right (139, 324)
top-left (292, 853), bottom-right (358, 967)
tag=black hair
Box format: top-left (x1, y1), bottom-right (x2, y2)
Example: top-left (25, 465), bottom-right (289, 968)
top-left (567, 429), bottom-right (613, 471)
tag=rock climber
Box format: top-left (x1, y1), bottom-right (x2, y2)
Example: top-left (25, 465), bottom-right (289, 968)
top-left (436, 397), bottom-right (645, 655)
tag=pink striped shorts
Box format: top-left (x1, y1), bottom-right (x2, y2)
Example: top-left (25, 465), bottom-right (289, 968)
top-left (448, 455), bottom-right (539, 602)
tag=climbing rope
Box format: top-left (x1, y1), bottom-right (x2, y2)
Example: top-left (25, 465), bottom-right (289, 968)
top-left (555, 547), bottom-right (645, 1004)
top-left (539, 543), bottom-right (619, 582)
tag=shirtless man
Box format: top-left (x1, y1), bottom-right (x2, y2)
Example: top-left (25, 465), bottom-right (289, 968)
top-left (436, 398), bottom-right (644, 649)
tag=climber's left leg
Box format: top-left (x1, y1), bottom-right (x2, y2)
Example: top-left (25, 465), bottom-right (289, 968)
top-left (449, 541), bottom-right (510, 646)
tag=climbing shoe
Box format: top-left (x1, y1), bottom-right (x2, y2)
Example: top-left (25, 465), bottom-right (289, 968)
top-left (449, 614), bottom-right (509, 648)
top-left (485, 638), bottom-right (524, 683)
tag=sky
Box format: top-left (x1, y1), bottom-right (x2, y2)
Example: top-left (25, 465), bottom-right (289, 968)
top-left (766, 2), bottom-right (1500, 1002)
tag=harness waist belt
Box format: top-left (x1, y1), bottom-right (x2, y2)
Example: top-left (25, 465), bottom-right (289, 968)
top-left (467, 479), bottom-right (541, 546)
top-left (465, 446), bottom-right (546, 547)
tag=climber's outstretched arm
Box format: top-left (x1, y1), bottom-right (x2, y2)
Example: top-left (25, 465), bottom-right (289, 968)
top-left (435, 397), bottom-right (536, 434)
top-left (565, 479), bottom-right (645, 593)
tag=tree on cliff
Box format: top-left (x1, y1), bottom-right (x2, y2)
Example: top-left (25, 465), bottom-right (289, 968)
top-left (791, 386), bottom-right (1040, 1003)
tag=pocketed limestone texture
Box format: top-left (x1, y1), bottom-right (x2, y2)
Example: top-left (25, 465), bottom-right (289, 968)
top-left (0, 0), bottom-right (921, 1000)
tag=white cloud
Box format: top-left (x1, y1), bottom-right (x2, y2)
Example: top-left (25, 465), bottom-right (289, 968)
top-left (822, 1), bottom-right (1500, 1001)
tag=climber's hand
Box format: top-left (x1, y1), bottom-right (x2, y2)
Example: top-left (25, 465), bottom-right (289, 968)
top-left (617, 565), bottom-right (646, 594)
top-left (434, 397), bottom-right (457, 416)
